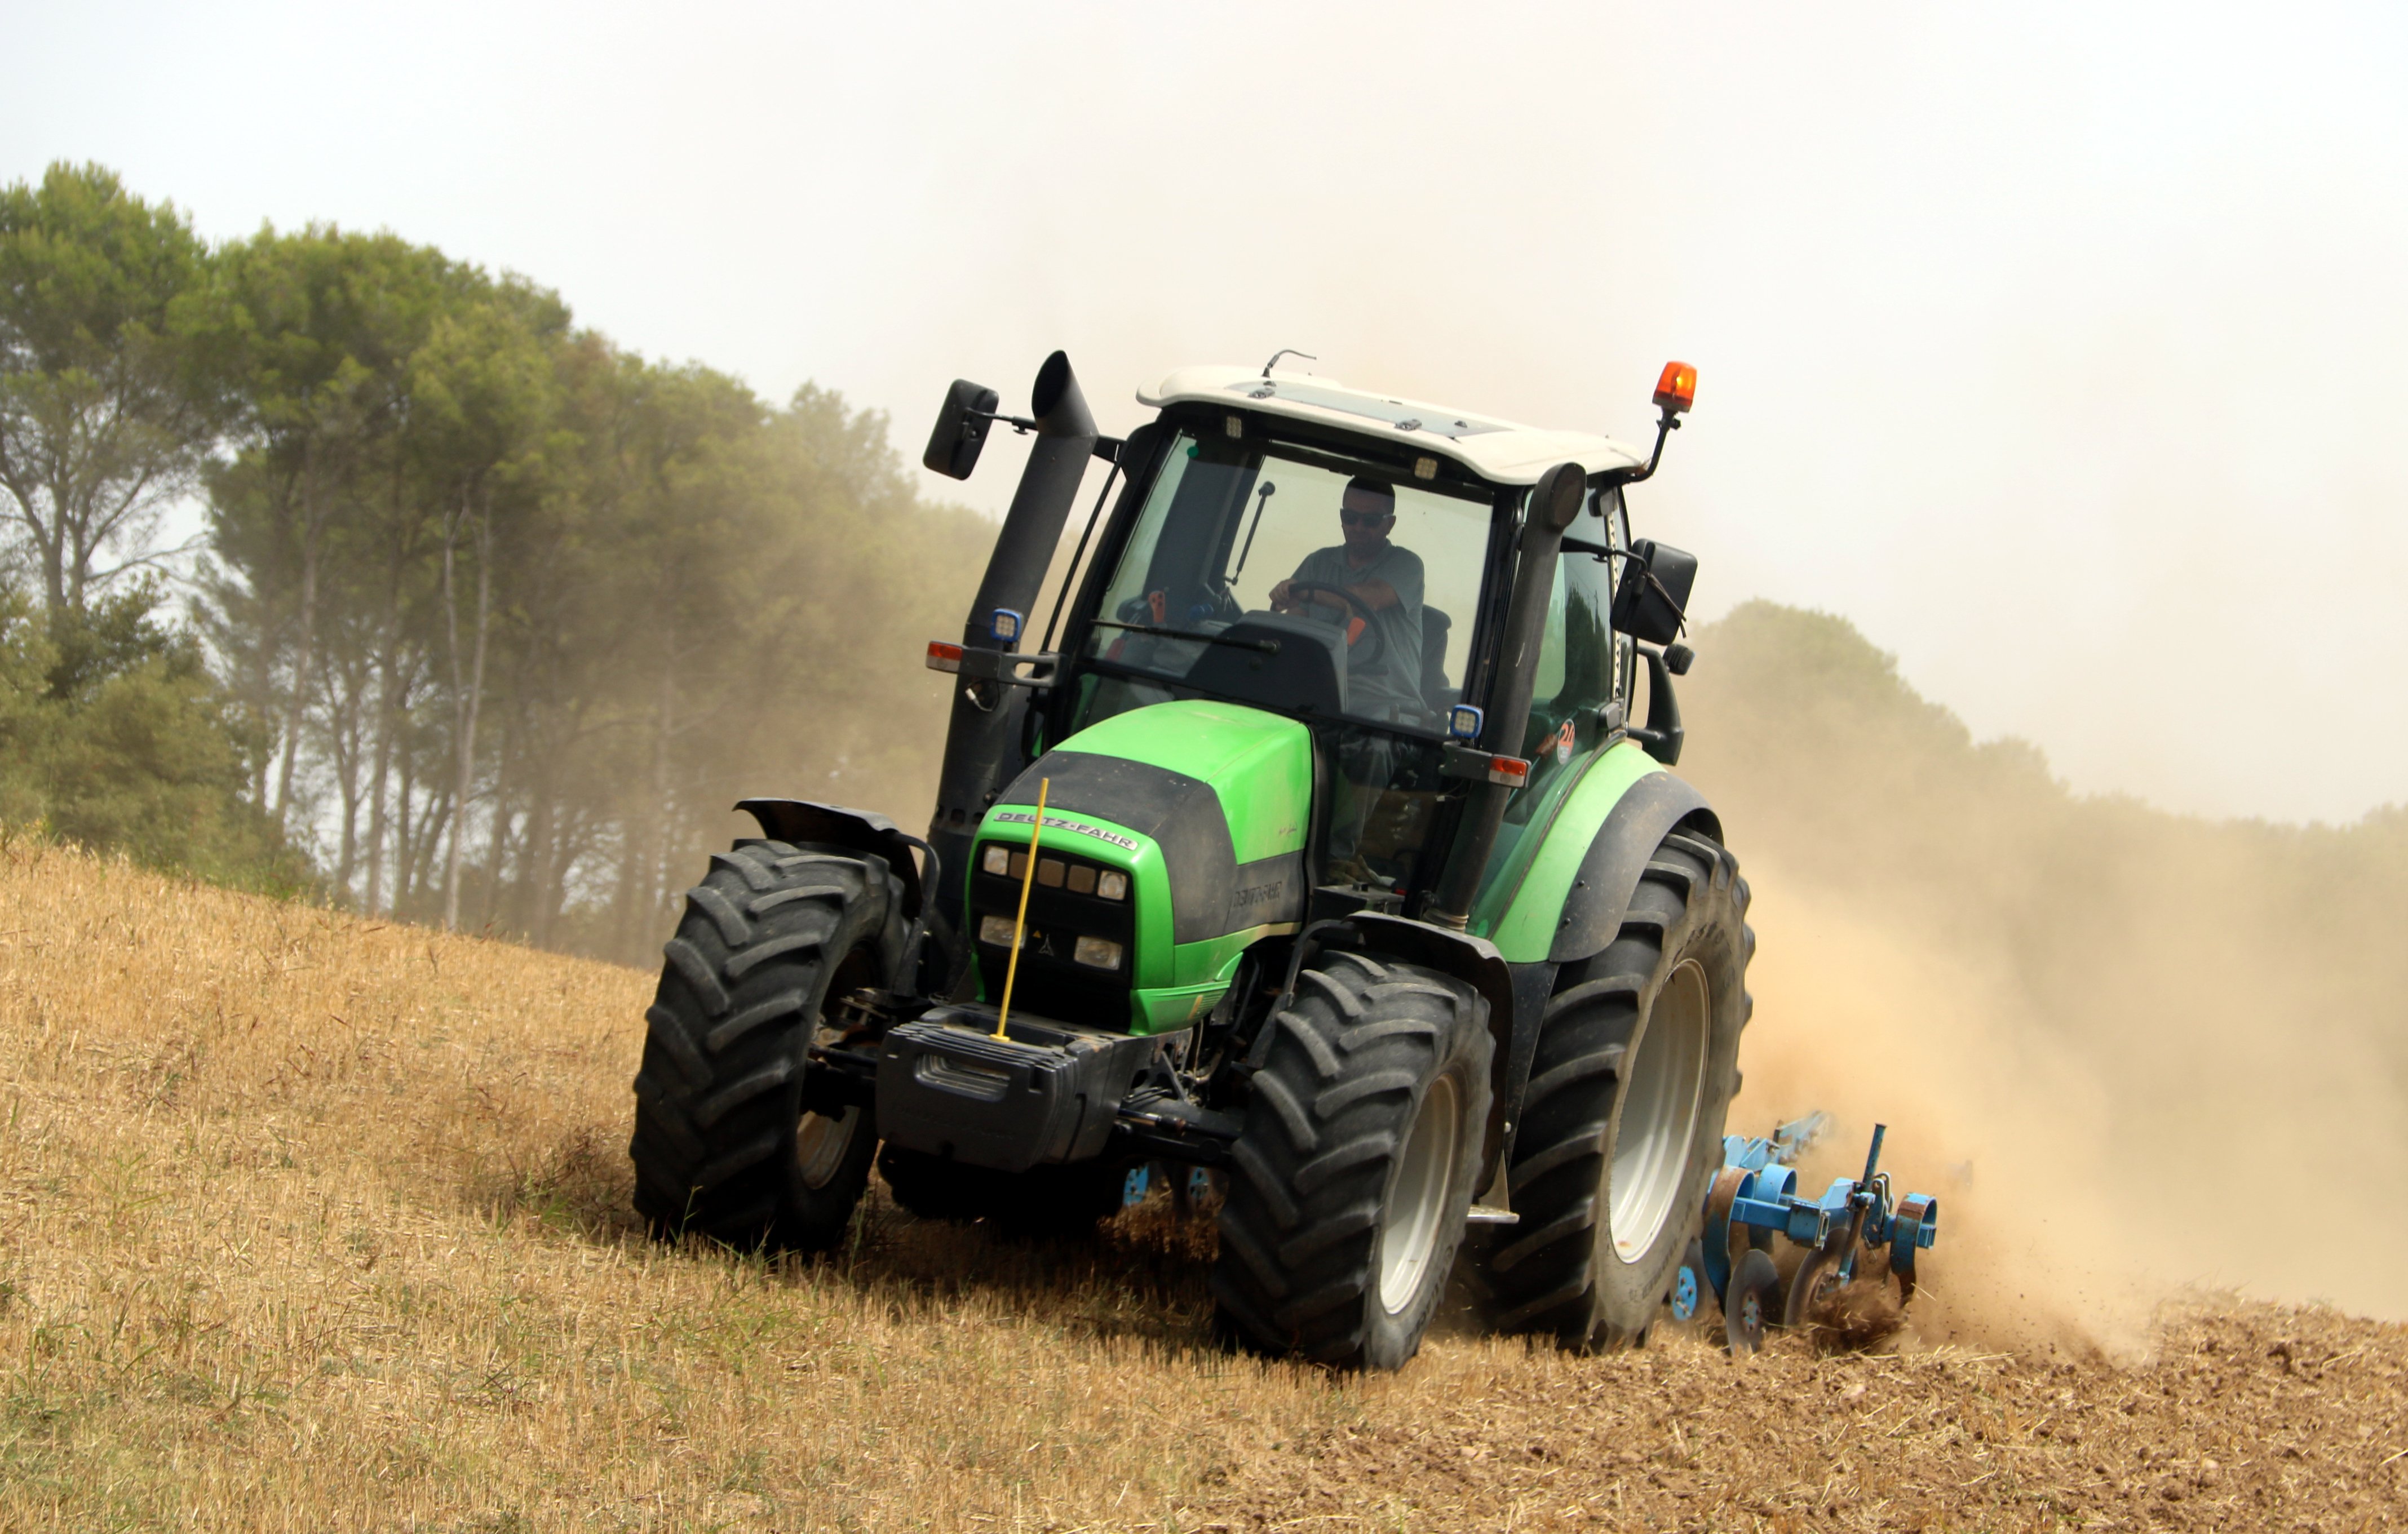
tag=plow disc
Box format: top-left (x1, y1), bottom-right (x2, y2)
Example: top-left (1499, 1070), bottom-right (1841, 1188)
top-left (1672, 1114), bottom-right (1943, 1352)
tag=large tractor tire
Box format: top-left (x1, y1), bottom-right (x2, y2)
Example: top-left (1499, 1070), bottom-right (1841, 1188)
top-left (1212, 950), bottom-right (1493, 1370)
top-left (630, 839), bottom-right (903, 1255)
top-left (1481, 826), bottom-right (1753, 1347)
top-left (877, 1146), bottom-right (1132, 1238)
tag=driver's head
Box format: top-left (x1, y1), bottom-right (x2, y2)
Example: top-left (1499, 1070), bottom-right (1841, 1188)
top-left (1339, 476), bottom-right (1396, 552)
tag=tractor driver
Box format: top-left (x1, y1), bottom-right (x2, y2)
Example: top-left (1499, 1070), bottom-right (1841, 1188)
top-left (1269, 476), bottom-right (1424, 879)
top-left (1268, 476), bottom-right (1424, 723)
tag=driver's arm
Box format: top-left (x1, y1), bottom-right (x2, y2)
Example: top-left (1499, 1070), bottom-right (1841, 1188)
top-left (1273, 578), bottom-right (1383, 615)
top-left (1343, 578), bottom-right (1401, 611)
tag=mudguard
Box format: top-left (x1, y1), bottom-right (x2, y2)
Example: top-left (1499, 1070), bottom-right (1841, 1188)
top-left (1332, 912), bottom-right (1514, 1043)
top-left (737, 798), bottom-right (926, 916)
top-left (1545, 772), bottom-right (1721, 964)
top-left (1484, 763), bottom-right (1724, 1191)
top-left (1325, 911), bottom-right (1519, 1187)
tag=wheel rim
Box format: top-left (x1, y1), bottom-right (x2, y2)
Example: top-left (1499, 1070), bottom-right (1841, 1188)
top-left (1376, 1072), bottom-right (1461, 1314)
top-left (796, 1107), bottom-right (858, 1190)
top-left (1609, 958), bottom-right (1710, 1264)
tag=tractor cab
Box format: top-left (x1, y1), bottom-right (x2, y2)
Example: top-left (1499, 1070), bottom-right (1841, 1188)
top-left (1047, 369), bottom-right (1650, 913)
top-left (920, 361), bottom-right (1693, 1012)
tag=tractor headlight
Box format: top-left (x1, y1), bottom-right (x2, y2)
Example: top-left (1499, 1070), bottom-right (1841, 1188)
top-left (981, 844), bottom-right (1010, 876)
top-left (978, 914), bottom-right (1017, 948)
top-left (1096, 870), bottom-right (1128, 901)
top-left (1074, 936), bottom-right (1123, 970)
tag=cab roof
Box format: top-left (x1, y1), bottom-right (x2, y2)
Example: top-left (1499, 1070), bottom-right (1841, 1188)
top-left (1138, 365), bottom-right (1645, 487)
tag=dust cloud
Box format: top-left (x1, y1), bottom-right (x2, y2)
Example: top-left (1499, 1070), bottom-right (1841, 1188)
top-left (898, 571), bottom-right (2408, 1345)
top-left (882, 552), bottom-right (2408, 1347)
top-left (1683, 601), bottom-right (2408, 1346)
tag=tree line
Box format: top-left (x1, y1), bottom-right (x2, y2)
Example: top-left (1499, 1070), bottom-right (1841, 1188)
top-left (1, 162), bottom-right (986, 963)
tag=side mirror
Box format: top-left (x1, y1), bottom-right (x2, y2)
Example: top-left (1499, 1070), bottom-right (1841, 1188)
top-left (1610, 539), bottom-right (1698, 646)
top-left (923, 379), bottom-right (1000, 480)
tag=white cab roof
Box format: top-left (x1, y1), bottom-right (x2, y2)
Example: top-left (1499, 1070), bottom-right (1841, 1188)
top-left (1138, 365), bottom-right (1644, 486)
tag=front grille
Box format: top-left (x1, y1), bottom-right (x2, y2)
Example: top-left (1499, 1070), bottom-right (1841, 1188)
top-left (969, 845), bottom-right (1137, 1029)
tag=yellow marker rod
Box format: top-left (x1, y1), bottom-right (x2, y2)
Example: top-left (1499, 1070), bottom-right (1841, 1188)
top-left (993, 777), bottom-right (1048, 1040)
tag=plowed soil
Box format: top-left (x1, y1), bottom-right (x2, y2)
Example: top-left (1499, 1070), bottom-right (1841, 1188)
top-left (1193, 1302), bottom-right (2408, 1530)
top-left (2, 840), bottom-right (2401, 1530)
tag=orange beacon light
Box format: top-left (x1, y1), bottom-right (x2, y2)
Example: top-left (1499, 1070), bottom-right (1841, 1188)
top-left (1653, 361), bottom-right (1697, 416)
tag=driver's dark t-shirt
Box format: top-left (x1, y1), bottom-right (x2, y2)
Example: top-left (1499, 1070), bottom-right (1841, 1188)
top-left (1289, 542), bottom-right (1425, 721)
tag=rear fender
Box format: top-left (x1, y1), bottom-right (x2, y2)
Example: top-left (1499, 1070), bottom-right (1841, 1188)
top-left (1545, 775), bottom-right (1721, 964)
top-left (1486, 773), bottom-right (1725, 1190)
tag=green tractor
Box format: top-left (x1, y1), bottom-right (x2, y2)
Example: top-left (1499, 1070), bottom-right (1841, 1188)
top-left (629, 352), bottom-right (1754, 1369)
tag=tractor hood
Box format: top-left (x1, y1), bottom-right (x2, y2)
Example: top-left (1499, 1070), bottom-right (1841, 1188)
top-left (972, 703), bottom-right (1320, 1030)
top-left (986, 699), bottom-right (1311, 949)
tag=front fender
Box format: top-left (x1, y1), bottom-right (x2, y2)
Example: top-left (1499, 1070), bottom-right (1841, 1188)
top-left (1326, 911), bottom-right (1520, 1196)
top-left (736, 798), bottom-right (926, 917)
top-left (1332, 912), bottom-right (1515, 1044)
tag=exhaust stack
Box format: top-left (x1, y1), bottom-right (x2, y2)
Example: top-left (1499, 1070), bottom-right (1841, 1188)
top-left (922, 352), bottom-right (1100, 987)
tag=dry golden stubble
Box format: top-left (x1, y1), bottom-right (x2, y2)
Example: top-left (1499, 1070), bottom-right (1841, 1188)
top-left (0, 840), bottom-right (2401, 1532)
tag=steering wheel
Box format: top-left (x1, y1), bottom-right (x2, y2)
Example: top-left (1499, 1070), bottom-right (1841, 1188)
top-left (1280, 581), bottom-right (1387, 667)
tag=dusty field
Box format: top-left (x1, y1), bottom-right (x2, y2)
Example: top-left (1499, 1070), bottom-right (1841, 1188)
top-left (2, 840), bottom-right (2403, 1530)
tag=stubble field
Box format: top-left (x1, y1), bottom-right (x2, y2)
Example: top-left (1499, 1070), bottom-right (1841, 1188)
top-left (2, 840), bottom-right (2402, 1531)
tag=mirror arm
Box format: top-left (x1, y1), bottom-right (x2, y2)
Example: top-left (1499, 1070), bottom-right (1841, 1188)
top-left (971, 407), bottom-right (1041, 436)
top-left (1626, 644), bottom-right (1685, 766)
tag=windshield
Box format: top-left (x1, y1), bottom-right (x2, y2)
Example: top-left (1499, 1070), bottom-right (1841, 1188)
top-left (1071, 428), bottom-right (1500, 735)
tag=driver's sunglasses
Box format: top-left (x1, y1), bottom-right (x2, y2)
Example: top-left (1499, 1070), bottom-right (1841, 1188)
top-left (1340, 508), bottom-right (1391, 527)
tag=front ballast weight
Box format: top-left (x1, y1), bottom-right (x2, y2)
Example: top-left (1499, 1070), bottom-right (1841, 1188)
top-left (873, 1006), bottom-right (1232, 1171)
top-left (1671, 1112), bottom-right (1943, 1354)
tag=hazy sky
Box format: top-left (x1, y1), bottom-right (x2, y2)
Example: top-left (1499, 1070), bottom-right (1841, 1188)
top-left (10, 2), bottom-right (2405, 822)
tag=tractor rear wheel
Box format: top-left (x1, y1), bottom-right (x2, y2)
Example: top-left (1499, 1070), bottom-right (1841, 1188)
top-left (630, 840), bottom-right (902, 1254)
top-left (1481, 826), bottom-right (1753, 1348)
top-left (1212, 950), bottom-right (1492, 1370)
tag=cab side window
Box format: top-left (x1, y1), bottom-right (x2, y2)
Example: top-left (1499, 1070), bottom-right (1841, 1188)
top-left (1523, 487), bottom-right (1620, 756)
top-left (1508, 485), bottom-right (1621, 821)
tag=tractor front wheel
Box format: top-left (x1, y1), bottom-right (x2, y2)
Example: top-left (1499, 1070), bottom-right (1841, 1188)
top-left (630, 839), bottom-right (902, 1254)
top-left (1212, 950), bottom-right (1492, 1371)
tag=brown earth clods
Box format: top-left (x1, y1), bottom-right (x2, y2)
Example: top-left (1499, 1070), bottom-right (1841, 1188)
top-left (1, 839), bottom-right (2403, 1531)
top-left (1202, 1303), bottom-right (2408, 1531)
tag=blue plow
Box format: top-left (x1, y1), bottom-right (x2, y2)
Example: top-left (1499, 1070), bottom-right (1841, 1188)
top-left (1668, 1112), bottom-right (1942, 1354)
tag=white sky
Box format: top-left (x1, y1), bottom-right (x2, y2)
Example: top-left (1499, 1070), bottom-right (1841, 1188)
top-left (8, 1), bottom-right (2405, 822)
